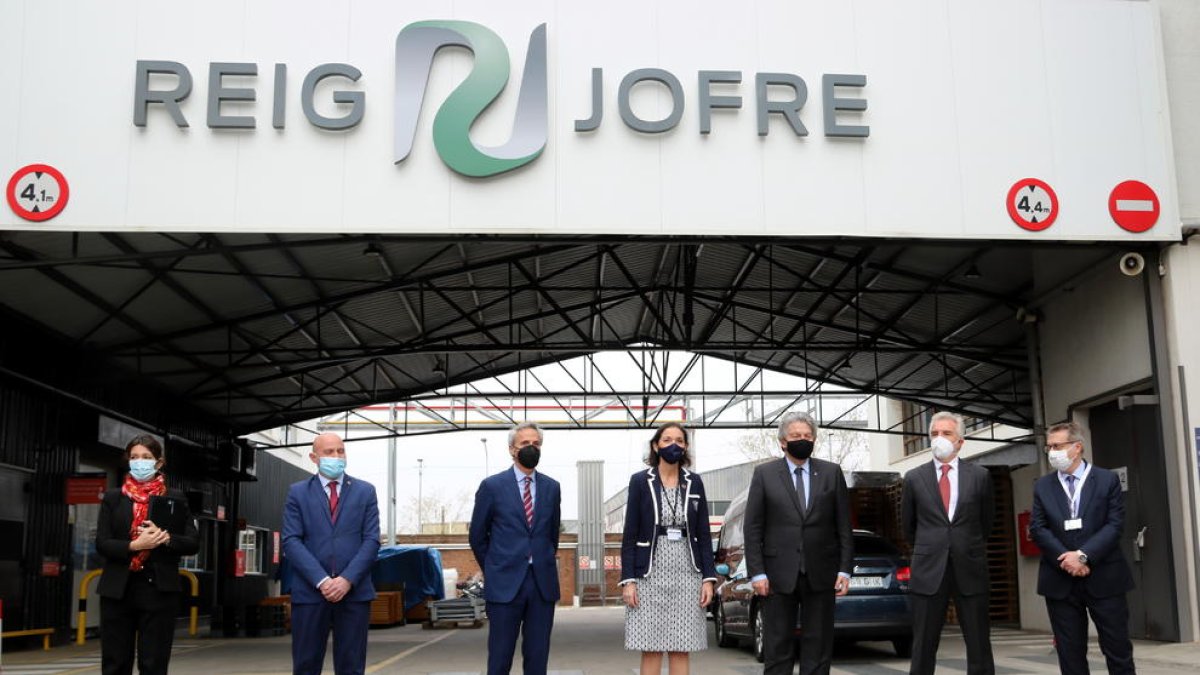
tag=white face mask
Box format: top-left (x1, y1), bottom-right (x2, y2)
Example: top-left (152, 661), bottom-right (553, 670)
top-left (1048, 449), bottom-right (1074, 472)
top-left (930, 435), bottom-right (957, 461)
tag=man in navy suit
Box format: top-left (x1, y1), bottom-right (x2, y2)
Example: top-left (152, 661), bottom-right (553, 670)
top-left (282, 433), bottom-right (381, 675)
top-left (1029, 422), bottom-right (1136, 674)
top-left (469, 421), bottom-right (562, 675)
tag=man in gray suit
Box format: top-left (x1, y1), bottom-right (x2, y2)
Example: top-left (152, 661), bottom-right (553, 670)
top-left (745, 411), bottom-right (854, 675)
top-left (901, 411), bottom-right (995, 675)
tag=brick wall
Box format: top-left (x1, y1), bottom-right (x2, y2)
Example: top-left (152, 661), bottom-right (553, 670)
top-left (396, 534), bottom-right (580, 607)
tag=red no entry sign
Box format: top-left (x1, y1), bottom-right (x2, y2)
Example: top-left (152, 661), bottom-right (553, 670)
top-left (6, 164), bottom-right (69, 222)
top-left (1007, 178), bottom-right (1058, 231)
top-left (1108, 180), bottom-right (1159, 233)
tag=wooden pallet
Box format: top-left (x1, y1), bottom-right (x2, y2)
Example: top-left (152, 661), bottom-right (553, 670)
top-left (422, 618), bottom-right (486, 629)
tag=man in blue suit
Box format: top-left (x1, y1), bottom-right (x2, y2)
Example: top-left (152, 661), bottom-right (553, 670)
top-left (282, 433), bottom-right (381, 675)
top-left (469, 422), bottom-right (562, 675)
top-left (1029, 422), bottom-right (1136, 675)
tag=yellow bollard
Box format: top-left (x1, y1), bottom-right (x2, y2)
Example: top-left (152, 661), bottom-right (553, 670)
top-left (76, 570), bottom-right (103, 645)
top-left (178, 570), bottom-right (200, 636)
top-left (75, 569), bottom-right (202, 644)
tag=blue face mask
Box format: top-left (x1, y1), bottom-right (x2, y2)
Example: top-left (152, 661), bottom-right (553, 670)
top-left (129, 458), bottom-right (158, 482)
top-left (318, 457), bottom-right (346, 480)
top-left (658, 443), bottom-right (685, 465)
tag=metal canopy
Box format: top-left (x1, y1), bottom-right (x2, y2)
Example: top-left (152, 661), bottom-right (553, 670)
top-left (0, 233), bottom-right (1132, 434)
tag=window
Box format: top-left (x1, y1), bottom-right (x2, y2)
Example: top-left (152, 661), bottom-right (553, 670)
top-left (238, 527), bottom-right (268, 575)
top-left (179, 518), bottom-right (213, 572)
top-left (900, 402), bottom-right (990, 456)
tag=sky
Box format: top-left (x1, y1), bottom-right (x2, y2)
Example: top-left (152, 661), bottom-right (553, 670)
top-left (263, 350), bottom-right (875, 535)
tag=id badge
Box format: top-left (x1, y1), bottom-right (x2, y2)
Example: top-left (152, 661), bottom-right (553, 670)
top-left (666, 527), bottom-right (683, 541)
top-left (1064, 518), bottom-right (1083, 531)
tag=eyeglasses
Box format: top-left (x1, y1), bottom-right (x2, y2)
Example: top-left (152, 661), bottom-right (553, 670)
top-left (1044, 441), bottom-right (1078, 452)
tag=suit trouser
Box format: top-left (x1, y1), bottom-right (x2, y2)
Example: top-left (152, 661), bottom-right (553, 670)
top-left (1045, 583), bottom-right (1135, 675)
top-left (100, 573), bottom-right (179, 675)
top-left (486, 566), bottom-right (556, 675)
top-left (762, 571), bottom-right (836, 675)
top-left (291, 599), bottom-right (371, 675)
top-left (910, 560), bottom-right (994, 675)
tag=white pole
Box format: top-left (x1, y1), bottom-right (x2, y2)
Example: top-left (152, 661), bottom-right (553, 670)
top-left (387, 402), bottom-right (397, 545)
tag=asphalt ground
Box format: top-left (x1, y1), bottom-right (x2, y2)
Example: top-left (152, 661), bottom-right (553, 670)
top-left (3, 606), bottom-right (1198, 674)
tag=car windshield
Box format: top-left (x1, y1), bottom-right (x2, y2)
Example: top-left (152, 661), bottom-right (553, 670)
top-left (853, 534), bottom-right (901, 556)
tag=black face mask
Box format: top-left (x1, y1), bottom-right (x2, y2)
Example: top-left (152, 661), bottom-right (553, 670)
top-left (517, 444), bottom-right (541, 470)
top-left (785, 439), bottom-right (815, 461)
top-left (658, 443), bottom-right (685, 465)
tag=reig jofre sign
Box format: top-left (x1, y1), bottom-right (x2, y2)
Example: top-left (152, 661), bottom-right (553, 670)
top-left (134, 20), bottom-right (868, 178)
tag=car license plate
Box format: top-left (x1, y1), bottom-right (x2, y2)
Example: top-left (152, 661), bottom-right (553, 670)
top-left (849, 576), bottom-right (885, 589)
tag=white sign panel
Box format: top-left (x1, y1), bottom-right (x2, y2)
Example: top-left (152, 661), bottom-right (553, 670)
top-left (0, 0), bottom-right (1180, 240)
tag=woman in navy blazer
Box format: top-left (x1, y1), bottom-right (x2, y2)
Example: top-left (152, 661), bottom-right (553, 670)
top-left (620, 423), bottom-right (718, 674)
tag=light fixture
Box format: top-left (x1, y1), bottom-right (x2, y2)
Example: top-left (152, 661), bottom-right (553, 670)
top-left (964, 262), bottom-right (982, 279)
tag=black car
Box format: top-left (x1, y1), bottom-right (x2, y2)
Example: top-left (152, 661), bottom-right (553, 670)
top-left (712, 490), bottom-right (913, 660)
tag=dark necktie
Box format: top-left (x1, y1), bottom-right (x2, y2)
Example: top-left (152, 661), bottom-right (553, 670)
top-left (328, 480), bottom-right (339, 521)
top-left (794, 467), bottom-right (807, 514)
top-left (1066, 475), bottom-right (1077, 518)
top-left (939, 464), bottom-right (952, 516)
top-left (523, 476), bottom-right (534, 527)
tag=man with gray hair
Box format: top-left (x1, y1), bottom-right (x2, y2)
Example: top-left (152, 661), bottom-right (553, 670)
top-left (744, 411), bottom-right (853, 675)
top-left (469, 422), bottom-right (562, 675)
top-left (901, 411), bottom-right (995, 675)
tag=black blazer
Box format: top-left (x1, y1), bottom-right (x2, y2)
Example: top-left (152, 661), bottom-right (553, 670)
top-left (95, 487), bottom-right (200, 599)
top-left (901, 460), bottom-right (995, 596)
top-left (743, 457), bottom-right (854, 594)
top-left (1028, 464), bottom-right (1135, 600)
top-left (619, 467), bottom-right (718, 584)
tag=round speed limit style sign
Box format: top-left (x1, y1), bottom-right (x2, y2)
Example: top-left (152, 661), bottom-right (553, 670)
top-left (1006, 178), bottom-right (1058, 231)
top-left (7, 164), bottom-right (70, 222)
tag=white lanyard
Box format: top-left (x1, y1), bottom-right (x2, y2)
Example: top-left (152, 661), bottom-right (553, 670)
top-left (1059, 461), bottom-right (1090, 518)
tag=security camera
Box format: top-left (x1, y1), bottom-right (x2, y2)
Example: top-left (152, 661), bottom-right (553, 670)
top-left (1119, 252), bottom-right (1145, 277)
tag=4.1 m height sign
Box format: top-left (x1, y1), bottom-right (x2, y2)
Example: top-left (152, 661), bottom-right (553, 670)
top-left (6, 164), bottom-right (69, 222)
top-left (1007, 178), bottom-right (1059, 231)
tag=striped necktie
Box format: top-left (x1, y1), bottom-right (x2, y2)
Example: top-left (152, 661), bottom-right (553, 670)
top-left (523, 476), bottom-right (534, 526)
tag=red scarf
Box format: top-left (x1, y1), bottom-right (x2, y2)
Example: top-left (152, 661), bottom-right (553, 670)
top-left (122, 473), bottom-right (166, 571)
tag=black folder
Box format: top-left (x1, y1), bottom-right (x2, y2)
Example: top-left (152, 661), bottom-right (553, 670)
top-left (147, 495), bottom-right (189, 535)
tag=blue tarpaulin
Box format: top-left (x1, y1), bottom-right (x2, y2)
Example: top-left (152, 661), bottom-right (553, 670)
top-left (371, 545), bottom-right (446, 610)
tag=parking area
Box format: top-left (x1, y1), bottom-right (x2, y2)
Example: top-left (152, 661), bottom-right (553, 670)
top-left (3, 607), bottom-right (1198, 675)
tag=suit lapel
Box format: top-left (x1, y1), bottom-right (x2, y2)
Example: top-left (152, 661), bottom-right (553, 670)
top-left (951, 463), bottom-right (970, 525)
top-left (922, 463), bottom-right (950, 523)
top-left (532, 476), bottom-right (552, 530)
top-left (776, 459), bottom-right (804, 517)
top-left (802, 461), bottom-right (819, 522)
top-left (308, 475), bottom-right (334, 525)
top-left (1045, 474), bottom-right (1071, 521)
top-left (646, 467), bottom-right (661, 526)
top-left (1076, 466), bottom-right (1098, 518)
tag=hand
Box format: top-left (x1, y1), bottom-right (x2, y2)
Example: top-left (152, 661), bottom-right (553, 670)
top-left (699, 581), bottom-right (714, 607)
top-left (1057, 551), bottom-right (1087, 576)
top-left (130, 523), bottom-right (169, 551)
top-left (834, 575), bottom-right (851, 597)
top-left (321, 577), bottom-right (352, 603)
top-left (752, 578), bottom-right (770, 597)
top-left (623, 583), bottom-right (639, 609)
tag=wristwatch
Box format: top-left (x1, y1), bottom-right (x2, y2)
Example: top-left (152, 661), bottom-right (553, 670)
top-left (1077, 550), bottom-right (1089, 565)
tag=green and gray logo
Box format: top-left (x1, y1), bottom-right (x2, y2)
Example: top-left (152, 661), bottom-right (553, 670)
top-left (394, 21), bottom-right (547, 178)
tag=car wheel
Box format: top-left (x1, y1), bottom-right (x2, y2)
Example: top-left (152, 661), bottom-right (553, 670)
top-left (892, 637), bottom-right (913, 658)
top-left (752, 606), bottom-right (765, 663)
top-left (715, 603), bottom-right (737, 648)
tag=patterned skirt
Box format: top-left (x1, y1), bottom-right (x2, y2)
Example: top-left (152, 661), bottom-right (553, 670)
top-left (623, 535), bottom-right (709, 652)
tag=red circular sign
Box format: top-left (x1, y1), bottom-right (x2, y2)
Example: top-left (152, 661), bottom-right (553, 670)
top-left (6, 164), bottom-right (69, 222)
top-left (1006, 178), bottom-right (1058, 231)
top-left (1108, 180), bottom-right (1159, 233)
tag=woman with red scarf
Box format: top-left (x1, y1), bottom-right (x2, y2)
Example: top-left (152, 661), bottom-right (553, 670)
top-left (95, 435), bottom-right (198, 675)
